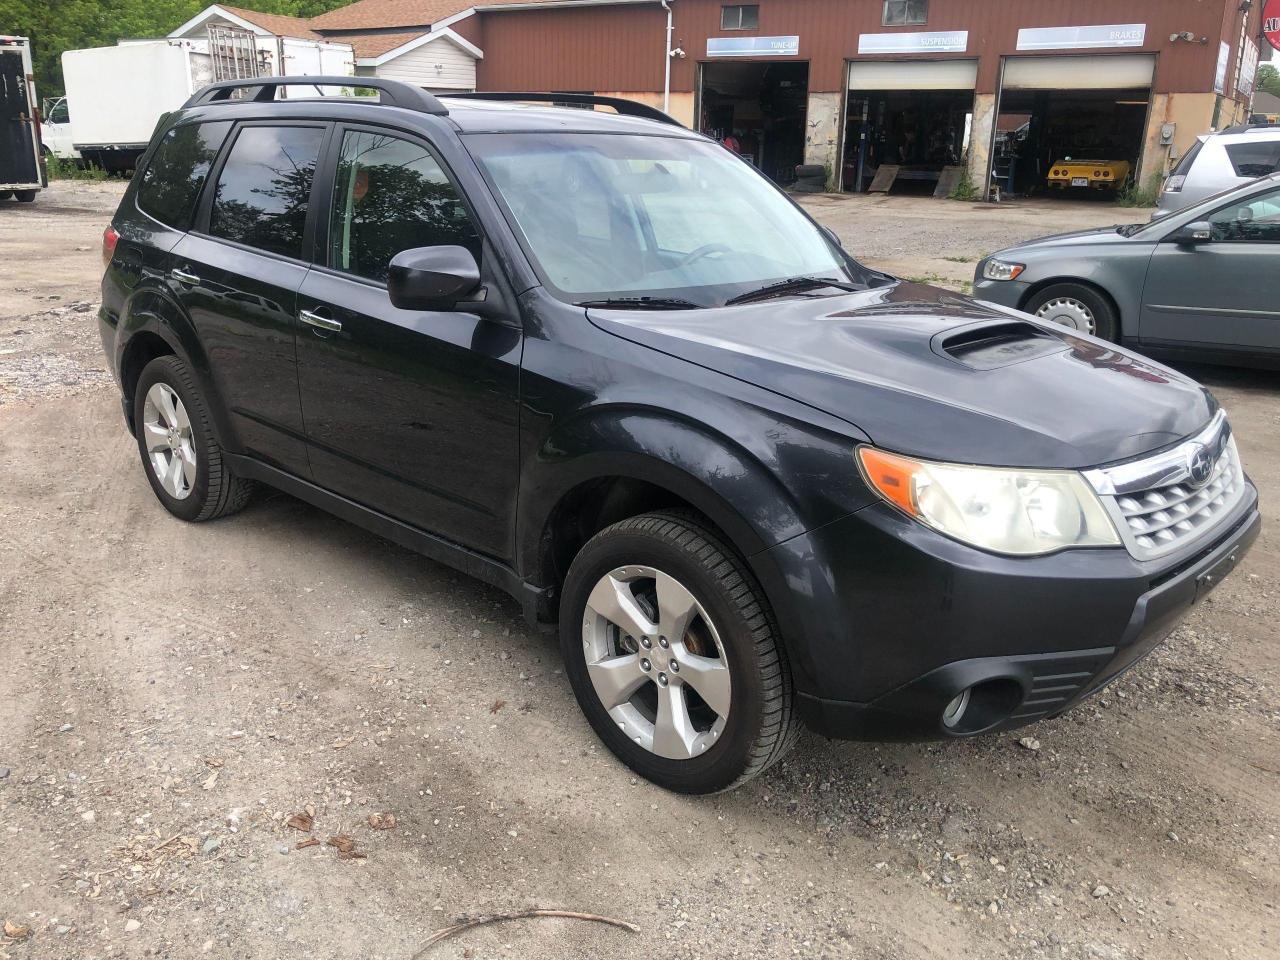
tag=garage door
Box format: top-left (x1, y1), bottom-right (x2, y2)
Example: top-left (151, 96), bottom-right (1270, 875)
top-left (849, 59), bottom-right (978, 91)
top-left (1002, 54), bottom-right (1155, 90)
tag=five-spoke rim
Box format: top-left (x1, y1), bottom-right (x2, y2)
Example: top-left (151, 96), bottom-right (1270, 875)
top-left (142, 383), bottom-right (196, 500)
top-left (582, 565), bottom-right (731, 761)
top-left (1036, 297), bottom-right (1096, 335)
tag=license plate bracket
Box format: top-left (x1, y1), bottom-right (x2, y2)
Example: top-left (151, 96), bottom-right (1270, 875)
top-left (1195, 548), bottom-right (1241, 603)
top-left (1071, 177), bottom-right (1089, 187)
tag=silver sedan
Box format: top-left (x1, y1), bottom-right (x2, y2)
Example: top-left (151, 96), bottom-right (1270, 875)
top-left (974, 172), bottom-right (1280, 368)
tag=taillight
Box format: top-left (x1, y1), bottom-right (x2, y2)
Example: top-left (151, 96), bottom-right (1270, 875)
top-left (102, 226), bottom-right (119, 268)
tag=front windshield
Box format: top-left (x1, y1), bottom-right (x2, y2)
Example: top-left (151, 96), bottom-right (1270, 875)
top-left (464, 132), bottom-right (859, 305)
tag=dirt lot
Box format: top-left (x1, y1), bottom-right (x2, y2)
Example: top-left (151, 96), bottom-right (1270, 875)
top-left (1, 182), bottom-right (1276, 960)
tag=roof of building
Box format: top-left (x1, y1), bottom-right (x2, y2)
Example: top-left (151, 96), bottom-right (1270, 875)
top-left (309, 0), bottom-right (638, 32)
top-left (217, 4), bottom-right (324, 39)
top-left (342, 29), bottom-right (429, 58)
top-left (1253, 90), bottom-right (1280, 113)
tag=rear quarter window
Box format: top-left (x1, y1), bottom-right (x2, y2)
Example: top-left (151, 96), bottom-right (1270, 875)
top-left (136, 121), bottom-right (233, 230)
top-left (1224, 140), bottom-right (1280, 179)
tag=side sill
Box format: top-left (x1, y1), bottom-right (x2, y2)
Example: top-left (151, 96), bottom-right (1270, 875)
top-left (224, 453), bottom-right (552, 626)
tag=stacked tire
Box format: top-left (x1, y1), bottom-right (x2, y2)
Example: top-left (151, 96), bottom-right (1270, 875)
top-left (791, 164), bottom-right (827, 193)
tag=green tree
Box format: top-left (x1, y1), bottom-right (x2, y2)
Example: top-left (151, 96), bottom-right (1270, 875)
top-left (1257, 63), bottom-right (1280, 99)
top-left (0, 0), bottom-right (350, 98)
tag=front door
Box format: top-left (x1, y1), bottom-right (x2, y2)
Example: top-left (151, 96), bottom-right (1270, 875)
top-left (173, 122), bottom-right (328, 476)
top-left (1140, 182), bottom-right (1280, 352)
top-left (296, 126), bottom-right (521, 557)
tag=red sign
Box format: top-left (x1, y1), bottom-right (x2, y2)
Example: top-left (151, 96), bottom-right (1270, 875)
top-left (1266, 0), bottom-right (1280, 53)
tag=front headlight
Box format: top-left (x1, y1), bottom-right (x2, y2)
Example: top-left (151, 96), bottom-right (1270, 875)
top-left (857, 447), bottom-right (1120, 556)
top-left (982, 259), bottom-right (1025, 281)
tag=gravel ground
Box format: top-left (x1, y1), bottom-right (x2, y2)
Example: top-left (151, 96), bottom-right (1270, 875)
top-left (0, 182), bottom-right (1276, 960)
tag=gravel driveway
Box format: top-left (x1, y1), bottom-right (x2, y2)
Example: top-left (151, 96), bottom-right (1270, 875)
top-left (1, 183), bottom-right (1276, 960)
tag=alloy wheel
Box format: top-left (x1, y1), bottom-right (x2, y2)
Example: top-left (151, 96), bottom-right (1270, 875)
top-left (142, 382), bottom-right (196, 499)
top-left (581, 565), bottom-right (732, 760)
top-left (1035, 297), bottom-right (1096, 335)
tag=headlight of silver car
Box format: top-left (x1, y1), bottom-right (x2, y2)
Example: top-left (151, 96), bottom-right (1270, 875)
top-left (857, 447), bottom-right (1120, 556)
top-left (981, 259), bottom-right (1026, 281)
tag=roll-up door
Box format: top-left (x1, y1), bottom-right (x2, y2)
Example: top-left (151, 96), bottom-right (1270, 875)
top-left (848, 59), bottom-right (978, 91)
top-left (1001, 55), bottom-right (1155, 91)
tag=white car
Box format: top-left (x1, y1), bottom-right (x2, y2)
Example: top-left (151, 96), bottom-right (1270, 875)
top-left (1156, 124), bottom-right (1280, 216)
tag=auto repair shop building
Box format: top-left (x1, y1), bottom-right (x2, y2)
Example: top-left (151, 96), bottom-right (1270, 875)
top-left (313, 0), bottom-right (1265, 197)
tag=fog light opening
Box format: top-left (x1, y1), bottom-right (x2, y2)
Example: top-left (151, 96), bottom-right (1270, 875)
top-left (942, 688), bottom-right (971, 729)
top-left (940, 678), bottom-right (1024, 735)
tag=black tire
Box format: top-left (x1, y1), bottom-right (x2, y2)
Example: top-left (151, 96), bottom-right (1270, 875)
top-left (0, 191), bottom-right (11, 200)
top-left (14, 190), bottom-right (37, 203)
top-left (133, 355), bottom-right (253, 522)
top-left (1025, 282), bottom-right (1118, 342)
top-left (794, 163), bottom-right (825, 179)
top-left (560, 511), bottom-right (798, 793)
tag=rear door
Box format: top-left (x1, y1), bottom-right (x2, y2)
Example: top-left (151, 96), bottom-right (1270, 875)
top-left (0, 45), bottom-right (40, 187)
top-left (1140, 182), bottom-right (1280, 352)
top-left (170, 121), bottom-right (328, 476)
top-left (295, 124), bottom-right (522, 556)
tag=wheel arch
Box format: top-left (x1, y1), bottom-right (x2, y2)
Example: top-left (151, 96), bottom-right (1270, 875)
top-left (1018, 276), bottom-right (1126, 339)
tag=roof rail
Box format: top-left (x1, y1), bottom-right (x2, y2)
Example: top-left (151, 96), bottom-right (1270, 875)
top-left (445, 92), bottom-right (682, 128)
top-left (184, 76), bottom-right (448, 115)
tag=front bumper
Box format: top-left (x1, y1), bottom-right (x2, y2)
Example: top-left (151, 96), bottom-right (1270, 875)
top-left (752, 483), bottom-right (1260, 741)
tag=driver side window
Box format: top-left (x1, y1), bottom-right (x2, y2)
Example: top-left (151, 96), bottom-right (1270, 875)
top-left (328, 130), bottom-right (481, 284)
top-left (1208, 186), bottom-right (1280, 244)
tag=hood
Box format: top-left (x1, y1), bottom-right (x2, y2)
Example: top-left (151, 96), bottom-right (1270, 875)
top-left (588, 282), bottom-right (1214, 469)
top-left (995, 225), bottom-right (1135, 255)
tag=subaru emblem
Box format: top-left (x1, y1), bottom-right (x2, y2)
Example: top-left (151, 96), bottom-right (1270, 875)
top-left (1186, 444), bottom-right (1214, 488)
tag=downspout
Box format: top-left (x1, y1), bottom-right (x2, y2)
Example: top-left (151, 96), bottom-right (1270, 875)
top-left (660, 0), bottom-right (673, 114)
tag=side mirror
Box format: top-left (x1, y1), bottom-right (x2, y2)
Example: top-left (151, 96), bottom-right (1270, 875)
top-left (1172, 220), bottom-right (1213, 245)
top-left (388, 245), bottom-right (481, 310)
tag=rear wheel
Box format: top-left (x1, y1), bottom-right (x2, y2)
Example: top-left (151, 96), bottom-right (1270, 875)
top-left (0, 191), bottom-right (12, 200)
top-left (14, 190), bottom-right (36, 203)
top-left (133, 355), bottom-right (253, 522)
top-left (560, 512), bottom-right (797, 793)
top-left (1026, 282), bottom-right (1117, 342)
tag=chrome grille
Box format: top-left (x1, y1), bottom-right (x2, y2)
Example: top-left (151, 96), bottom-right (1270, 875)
top-left (1084, 411), bottom-right (1247, 561)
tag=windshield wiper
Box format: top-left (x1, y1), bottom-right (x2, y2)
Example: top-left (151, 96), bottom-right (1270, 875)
top-left (576, 296), bottom-right (703, 310)
top-left (724, 275), bottom-right (864, 306)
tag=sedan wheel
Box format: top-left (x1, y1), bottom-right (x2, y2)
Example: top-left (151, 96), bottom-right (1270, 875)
top-left (142, 383), bottom-right (197, 500)
top-left (583, 565), bottom-right (732, 760)
top-left (1035, 296), bottom-right (1096, 335)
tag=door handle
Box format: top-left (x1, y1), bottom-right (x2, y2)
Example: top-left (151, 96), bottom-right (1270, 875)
top-left (299, 308), bottom-right (342, 333)
top-left (170, 268), bottom-right (200, 286)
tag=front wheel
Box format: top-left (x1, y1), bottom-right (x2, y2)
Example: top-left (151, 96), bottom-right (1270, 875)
top-left (560, 512), bottom-right (798, 793)
top-left (1025, 282), bottom-right (1117, 342)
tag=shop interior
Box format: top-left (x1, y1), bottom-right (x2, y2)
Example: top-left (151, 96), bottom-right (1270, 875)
top-left (991, 87), bottom-right (1149, 198)
top-left (841, 89), bottom-right (973, 194)
top-left (698, 61), bottom-right (809, 185)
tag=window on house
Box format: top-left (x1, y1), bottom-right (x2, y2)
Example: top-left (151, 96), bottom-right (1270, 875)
top-left (720, 5), bottom-right (759, 30)
top-left (882, 0), bottom-right (927, 26)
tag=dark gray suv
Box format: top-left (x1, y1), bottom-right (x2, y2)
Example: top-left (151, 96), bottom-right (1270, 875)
top-left (99, 77), bottom-right (1258, 792)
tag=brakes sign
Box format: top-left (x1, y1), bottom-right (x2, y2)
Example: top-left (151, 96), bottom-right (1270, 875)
top-left (1267, 0), bottom-right (1280, 53)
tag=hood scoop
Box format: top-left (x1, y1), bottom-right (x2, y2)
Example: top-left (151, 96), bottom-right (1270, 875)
top-left (933, 320), bottom-right (1069, 371)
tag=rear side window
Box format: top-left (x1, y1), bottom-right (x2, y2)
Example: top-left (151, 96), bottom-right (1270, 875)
top-left (1169, 139), bottom-right (1203, 178)
top-left (208, 125), bottom-right (325, 259)
top-left (136, 121), bottom-right (232, 230)
top-left (1224, 140), bottom-right (1280, 178)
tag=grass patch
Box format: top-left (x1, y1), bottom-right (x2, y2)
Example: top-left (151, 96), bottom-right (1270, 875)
top-left (942, 255), bottom-right (975, 263)
top-left (949, 169), bottom-right (982, 202)
top-left (46, 156), bottom-right (108, 182)
top-left (1116, 174), bottom-right (1161, 208)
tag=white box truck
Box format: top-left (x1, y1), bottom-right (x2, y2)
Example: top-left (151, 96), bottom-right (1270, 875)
top-left (1, 35), bottom-right (44, 202)
top-left (61, 35), bottom-right (353, 174)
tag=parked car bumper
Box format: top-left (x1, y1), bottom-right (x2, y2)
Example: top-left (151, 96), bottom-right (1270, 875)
top-left (756, 485), bottom-right (1260, 741)
top-left (972, 277), bottom-right (1031, 309)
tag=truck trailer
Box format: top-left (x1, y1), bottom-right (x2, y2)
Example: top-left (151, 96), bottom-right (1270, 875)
top-left (1, 35), bottom-right (44, 202)
top-left (62, 35), bottom-right (354, 174)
